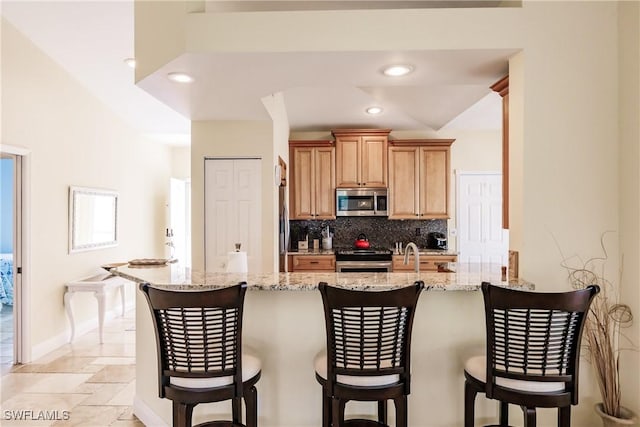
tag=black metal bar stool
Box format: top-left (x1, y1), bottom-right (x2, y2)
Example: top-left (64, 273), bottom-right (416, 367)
top-left (315, 281), bottom-right (424, 427)
top-left (464, 282), bottom-right (599, 427)
top-left (140, 282), bottom-right (261, 427)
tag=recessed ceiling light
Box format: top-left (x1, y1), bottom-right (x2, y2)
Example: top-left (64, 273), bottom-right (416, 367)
top-left (167, 72), bottom-right (194, 83)
top-left (382, 64), bottom-right (414, 77)
top-left (366, 106), bottom-right (383, 115)
top-left (123, 58), bottom-right (136, 69)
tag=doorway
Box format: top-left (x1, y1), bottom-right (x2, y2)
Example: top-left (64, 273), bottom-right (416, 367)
top-left (456, 172), bottom-right (508, 265)
top-left (0, 153), bottom-right (22, 367)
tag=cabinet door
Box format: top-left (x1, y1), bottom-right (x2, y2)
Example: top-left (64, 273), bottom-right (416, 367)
top-left (419, 147), bottom-right (449, 218)
top-left (392, 255), bottom-right (457, 271)
top-left (361, 135), bottom-right (388, 187)
top-left (388, 147), bottom-right (419, 219)
top-left (290, 147), bottom-right (315, 219)
top-left (314, 146), bottom-right (336, 219)
top-left (290, 255), bottom-right (336, 271)
top-left (335, 136), bottom-right (361, 187)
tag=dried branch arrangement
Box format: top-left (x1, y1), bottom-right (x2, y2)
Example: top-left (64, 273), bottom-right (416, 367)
top-left (560, 233), bottom-right (634, 418)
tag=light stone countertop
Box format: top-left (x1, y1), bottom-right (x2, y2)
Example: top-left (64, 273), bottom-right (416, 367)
top-left (287, 249), bottom-right (336, 255)
top-left (112, 262), bottom-right (532, 291)
top-left (288, 249), bottom-right (459, 256)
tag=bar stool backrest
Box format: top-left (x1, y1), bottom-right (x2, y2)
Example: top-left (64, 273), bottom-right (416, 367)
top-left (140, 282), bottom-right (247, 397)
top-left (481, 282), bottom-right (599, 403)
top-left (319, 282), bottom-right (424, 394)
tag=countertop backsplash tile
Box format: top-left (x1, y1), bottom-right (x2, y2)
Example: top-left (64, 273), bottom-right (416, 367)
top-left (289, 217), bottom-right (447, 250)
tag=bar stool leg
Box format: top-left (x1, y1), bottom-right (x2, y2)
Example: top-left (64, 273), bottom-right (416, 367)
top-left (232, 397), bottom-right (242, 425)
top-left (244, 385), bottom-right (258, 427)
top-left (464, 380), bottom-right (478, 427)
top-left (558, 406), bottom-right (571, 427)
top-left (378, 400), bottom-right (387, 425)
top-left (393, 395), bottom-right (407, 427)
top-left (322, 390), bottom-right (331, 427)
top-left (331, 398), bottom-right (345, 427)
top-left (499, 401), bottom-right (509, 426)
top-left (173, 401), bottom-right (195, 427)
top-left (522, 406), bottom-right (536, 427)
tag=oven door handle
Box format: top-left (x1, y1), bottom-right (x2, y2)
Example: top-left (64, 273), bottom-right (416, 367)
top-left (335, 261), bottom-right (392, 272)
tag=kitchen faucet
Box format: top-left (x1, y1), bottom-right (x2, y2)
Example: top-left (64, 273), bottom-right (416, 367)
top-left (403, 242), bottom-right (420, 272)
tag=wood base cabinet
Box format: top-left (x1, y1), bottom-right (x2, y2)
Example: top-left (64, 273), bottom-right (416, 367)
top-left (289, 141), bottom-right (336, 220)
top-left (288, 254), bottom-right (336, 272)
top-left (392, 254), bottom-right (457, 272)
top-left (388, 139), bottom-right (453, 219)
top-left (333, 129), bottom-right (390, 188)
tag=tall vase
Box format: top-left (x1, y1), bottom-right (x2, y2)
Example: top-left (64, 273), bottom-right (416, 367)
top-left (595, 403), bottom-right (638, 427)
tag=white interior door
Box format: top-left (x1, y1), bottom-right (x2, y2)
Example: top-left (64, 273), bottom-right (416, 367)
top-left (205, 159), bottom-right (262, 272)
top-left (457, 172), bottom-right (508, 265)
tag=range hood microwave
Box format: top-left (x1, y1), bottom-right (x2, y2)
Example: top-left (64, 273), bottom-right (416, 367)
top-left (336, 188), bottom-right (388, 217)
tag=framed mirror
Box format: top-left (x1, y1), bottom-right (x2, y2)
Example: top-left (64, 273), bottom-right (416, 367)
top-left (69, 186), bottom-right (118, 253)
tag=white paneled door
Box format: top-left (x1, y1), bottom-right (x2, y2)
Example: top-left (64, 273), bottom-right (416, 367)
top-left (457, 172), bottom-right (508, 265)
top-left (205, 159), bottom-right (262, 272)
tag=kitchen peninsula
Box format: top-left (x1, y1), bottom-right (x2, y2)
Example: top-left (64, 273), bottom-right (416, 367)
top-left (119, 263), bottom-right (532, 427)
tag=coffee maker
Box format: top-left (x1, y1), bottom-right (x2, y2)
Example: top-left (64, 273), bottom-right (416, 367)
top-left (428, 232), bottom-right (448, 250)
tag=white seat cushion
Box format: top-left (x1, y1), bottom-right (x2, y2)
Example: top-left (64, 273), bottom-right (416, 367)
top-left (314, 352), bottom-right (400, 387)
top-left (170, 353), bottom-right (261, 389)
top-left (464, 355), bottom-right (566, 393)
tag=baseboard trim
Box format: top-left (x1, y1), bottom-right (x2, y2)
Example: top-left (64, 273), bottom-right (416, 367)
top-left (133, 395), bottom-right (168, 427)
top-left (31, 305), bottom-right (133, 361)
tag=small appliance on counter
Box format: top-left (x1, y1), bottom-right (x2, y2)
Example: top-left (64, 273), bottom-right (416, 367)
top-left (428, 232), bottom-right (448, 250)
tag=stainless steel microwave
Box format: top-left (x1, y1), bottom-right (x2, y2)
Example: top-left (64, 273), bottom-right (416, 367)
top-left (336, 188), bottom-right (388, 217)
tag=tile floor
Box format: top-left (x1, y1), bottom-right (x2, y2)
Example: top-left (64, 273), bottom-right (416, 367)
top-left (0, 310), bottom-right (143, 426)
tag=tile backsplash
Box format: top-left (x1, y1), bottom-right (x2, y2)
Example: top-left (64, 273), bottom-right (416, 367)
top-left (289, 218), bottom-right (447, 250)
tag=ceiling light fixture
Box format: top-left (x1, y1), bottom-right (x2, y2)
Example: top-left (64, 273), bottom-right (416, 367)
top-left (382, 64), bottom-right (414, 77)
top-left (167, 72), bottom-right (194, 83)
top-left (365, 106), bottom-right (383, 115)
top-left (123, 58), bottom-right (136, 69)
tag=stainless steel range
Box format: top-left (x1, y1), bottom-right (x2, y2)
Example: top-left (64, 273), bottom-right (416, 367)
top-left (335, 248), bottom-right (393, 272)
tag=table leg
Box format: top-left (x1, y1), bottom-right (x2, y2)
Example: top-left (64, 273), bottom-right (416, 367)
top-left (64, 290), bottom-right (75, 343)
top-left (119, 283), bottom-right (125, 317)
top-left (95, 290), bottom-right (106, 344)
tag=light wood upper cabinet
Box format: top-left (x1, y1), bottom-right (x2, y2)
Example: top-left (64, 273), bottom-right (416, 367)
top-left (420, 146), bottom-right (449, 217)
top-left (388, 139), bottom-right (453, 219)
top-left (289, 141), bottom-right (335, 220)
top-left (333, 129), bottom-right (390, 188)
top-left (388, 146), bottom-right (419, 218)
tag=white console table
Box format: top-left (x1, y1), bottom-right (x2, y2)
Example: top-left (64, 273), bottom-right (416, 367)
top-left (64, 273), bottom-right (130, 343)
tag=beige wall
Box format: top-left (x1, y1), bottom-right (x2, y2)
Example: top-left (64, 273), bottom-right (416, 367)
top-left (262, 92), bottom-right (290, 272)
top-left (618, 0), bottom-right (640, 412)
top-left (136, 1), bottom-right (637, 424)
top-left (170, 146), bottom-right (191, 180)
top-left (1, 19), bottom-right (171, 360)
top-left (190, 120), bottom-right (275, 272)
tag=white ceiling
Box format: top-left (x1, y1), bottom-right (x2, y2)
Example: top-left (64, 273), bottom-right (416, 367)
top-left (1, 1), bottom-right (517, 145)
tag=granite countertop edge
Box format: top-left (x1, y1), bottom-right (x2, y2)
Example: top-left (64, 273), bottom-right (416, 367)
top-left (113, 267), bottom-right (533, 292)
